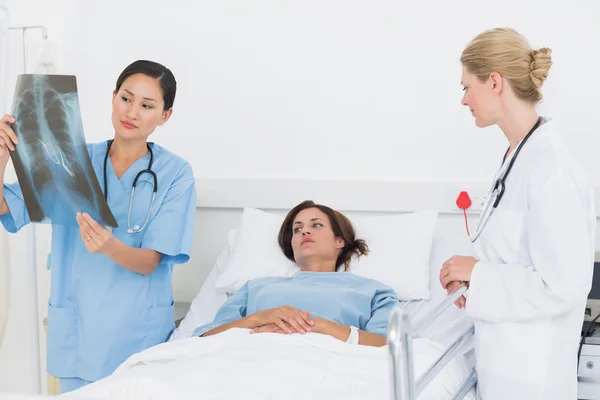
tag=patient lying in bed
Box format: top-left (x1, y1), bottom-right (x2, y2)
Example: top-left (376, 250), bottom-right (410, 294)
top-left (192, 200), bottom-right (398, 347)
top-left (44, 202), bottom-right (474, 399)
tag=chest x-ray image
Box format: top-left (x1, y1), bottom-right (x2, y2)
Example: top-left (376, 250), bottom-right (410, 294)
top-left (9, 74), bottom-right (117, 228)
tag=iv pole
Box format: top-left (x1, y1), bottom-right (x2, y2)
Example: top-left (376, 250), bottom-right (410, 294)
top-left (5, 22), bottom-right (49, 395)
top-left (10, 25), bottom-right (47, 72)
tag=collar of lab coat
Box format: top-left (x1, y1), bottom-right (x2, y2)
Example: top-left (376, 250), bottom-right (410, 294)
top-left (496, 116), bottom-right (555, 178)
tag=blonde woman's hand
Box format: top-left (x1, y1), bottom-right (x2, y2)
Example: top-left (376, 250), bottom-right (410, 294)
top-left (445, 280), bottom-right (468, 309)
top-left (439, 255), bottom-right (478, 289)
top-left (0, 115), bottom-right (18, 167)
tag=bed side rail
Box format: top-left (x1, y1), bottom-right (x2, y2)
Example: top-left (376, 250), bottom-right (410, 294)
top-left (387, 284), bottom-right (473, 400)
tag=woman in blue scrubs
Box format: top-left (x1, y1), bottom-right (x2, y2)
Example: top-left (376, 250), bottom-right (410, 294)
top-left (193, 200), bottom-right (397, 347)
top-left (0, 60), bottom-right (197, 393)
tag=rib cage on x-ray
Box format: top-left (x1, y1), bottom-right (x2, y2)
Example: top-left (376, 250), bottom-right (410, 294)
top-left (9, 74), bottom-right (117, 228)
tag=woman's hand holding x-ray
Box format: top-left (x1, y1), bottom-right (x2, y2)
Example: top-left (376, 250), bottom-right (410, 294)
top-left (76, 212), bottom-right (161, 275)
top-left (0, 114), bottom-right (18, 167)
top-left (76, 212), bottom-right (117, 255)
top-left (440, 255), bottom-right (478, 309)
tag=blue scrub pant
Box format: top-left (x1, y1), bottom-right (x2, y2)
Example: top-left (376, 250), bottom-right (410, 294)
top-left (60, 377), bottom-right (92, 394)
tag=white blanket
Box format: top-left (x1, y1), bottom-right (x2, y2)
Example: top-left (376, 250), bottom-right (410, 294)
top-left (3, 329), bottom-right (475, 400)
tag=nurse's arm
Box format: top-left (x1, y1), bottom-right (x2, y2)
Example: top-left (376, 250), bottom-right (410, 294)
top-left (466, 175), bottom-right (594, 323)
top-left (103, 240), bottom-right (161, 276)
top-left (77, 212), bottom-right (161, 275)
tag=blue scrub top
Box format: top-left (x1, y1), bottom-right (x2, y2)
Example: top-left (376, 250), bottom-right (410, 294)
top-left (0, 141), bottom-right (197, 382)
top-left (193, 272), bottom-right (398, 337)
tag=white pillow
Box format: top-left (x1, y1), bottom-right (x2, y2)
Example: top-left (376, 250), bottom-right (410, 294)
top-left (214, 208), bottom-right (300, 293)
top-left (349, 211), bottom-right (439, 300)
top-left (214, 207), bottom-right (439, 300)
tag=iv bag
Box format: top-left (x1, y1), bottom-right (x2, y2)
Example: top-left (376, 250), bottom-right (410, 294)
top-left (35, 38), bottom-right (59, 74)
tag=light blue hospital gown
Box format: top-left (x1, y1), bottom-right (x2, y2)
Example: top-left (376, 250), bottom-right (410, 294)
top-left (0, 141), bottom-right (196, 383)
top-left (193, 272), bottom-right (398, 337)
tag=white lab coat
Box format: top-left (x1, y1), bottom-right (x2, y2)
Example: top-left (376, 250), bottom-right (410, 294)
top-left (466, 119), bottom-right (596, 400)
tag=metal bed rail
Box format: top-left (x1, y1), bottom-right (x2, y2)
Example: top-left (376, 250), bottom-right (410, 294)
top-left (388, 284), bottom-right (477, 400)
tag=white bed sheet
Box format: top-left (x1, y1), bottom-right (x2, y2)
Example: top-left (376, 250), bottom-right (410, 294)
top-left (21, 328), bottom-right (473, 400)
top-left (164, 232), bottom-right (477, 399)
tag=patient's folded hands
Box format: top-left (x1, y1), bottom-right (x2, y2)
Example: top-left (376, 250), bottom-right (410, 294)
top-left (250, 317), bottom-right (347, 339)
top-left (248, 305), bottom-right (315, 334)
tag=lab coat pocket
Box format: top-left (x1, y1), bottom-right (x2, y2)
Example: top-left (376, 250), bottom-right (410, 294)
top-left (145, 302), bottom-right (175, 346)
top-left (46, 303), bottom-right (78, 376)
top-left (478, 319), bottom-right (553, 386)
top-left (477, 208), bottom-right (524, 264)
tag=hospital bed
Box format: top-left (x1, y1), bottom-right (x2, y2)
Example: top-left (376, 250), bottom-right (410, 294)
top-left (167, 227), bottom-right (480, 399)
top-left (388, 284), bottom-right (478, 399)
top-left (0, 224), bottom-right (479, 399)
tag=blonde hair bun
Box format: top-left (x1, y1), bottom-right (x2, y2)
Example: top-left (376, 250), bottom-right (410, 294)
top-left (530, 47), bottom-right (552, 89)
top-left (461, 28), bottom-right (553, 103)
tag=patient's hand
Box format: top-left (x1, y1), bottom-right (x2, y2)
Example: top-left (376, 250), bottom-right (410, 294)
top-left (250, 323), bottom-right (288, 334)
top-left (250, 317), bottom-right (330, 335)
top-left (250, 306), bottom-right (314, 334)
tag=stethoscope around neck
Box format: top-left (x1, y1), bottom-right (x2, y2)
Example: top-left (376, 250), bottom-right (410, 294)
top-left (470, 117), bottom-right (543, 243)
top-left (103, 139), bottom-right (158, 234)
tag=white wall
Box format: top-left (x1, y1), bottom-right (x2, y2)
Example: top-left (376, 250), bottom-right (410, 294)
top-left (0, 0), bottom-right (599, 395)
top-left (59, 0), bottom-right (600, 184)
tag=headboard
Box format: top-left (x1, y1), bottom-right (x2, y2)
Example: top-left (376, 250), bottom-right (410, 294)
top-left (173, 177), bottom-right (600, 303)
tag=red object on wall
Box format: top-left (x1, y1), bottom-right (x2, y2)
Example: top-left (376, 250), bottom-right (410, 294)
top-left (456, 191), bottom-right (472, 236)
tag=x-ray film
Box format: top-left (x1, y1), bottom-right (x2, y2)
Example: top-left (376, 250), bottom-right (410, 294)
top-left (9, 74), bottom-right (118, 228)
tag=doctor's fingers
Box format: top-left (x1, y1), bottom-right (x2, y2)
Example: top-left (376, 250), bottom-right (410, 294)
top-left (445, 280), bottom-right (461, 294)
top-left (0, 128), bottom-right (17, 152)
top-left (78, 226), bottom-right (100, 252)
top-left (440, 273), bottom-right (462, 289)
top-left (77, 213), bottom-right (112, 245)
top-left (455, 295), bottom-right (467, 309)
top-left (439, 268), bottom-right (454, 288)
top-left (0, 114), bottom-right (16, 124)
top-left (80, 212), bottom-right (109, 237)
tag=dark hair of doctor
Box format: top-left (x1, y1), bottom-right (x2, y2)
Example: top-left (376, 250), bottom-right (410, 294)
top-left (115, 60), bottom-right (177, 111)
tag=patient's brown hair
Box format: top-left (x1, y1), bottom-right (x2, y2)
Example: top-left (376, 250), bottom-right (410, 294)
top-left (278, 200), bottom-right (369, 271)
